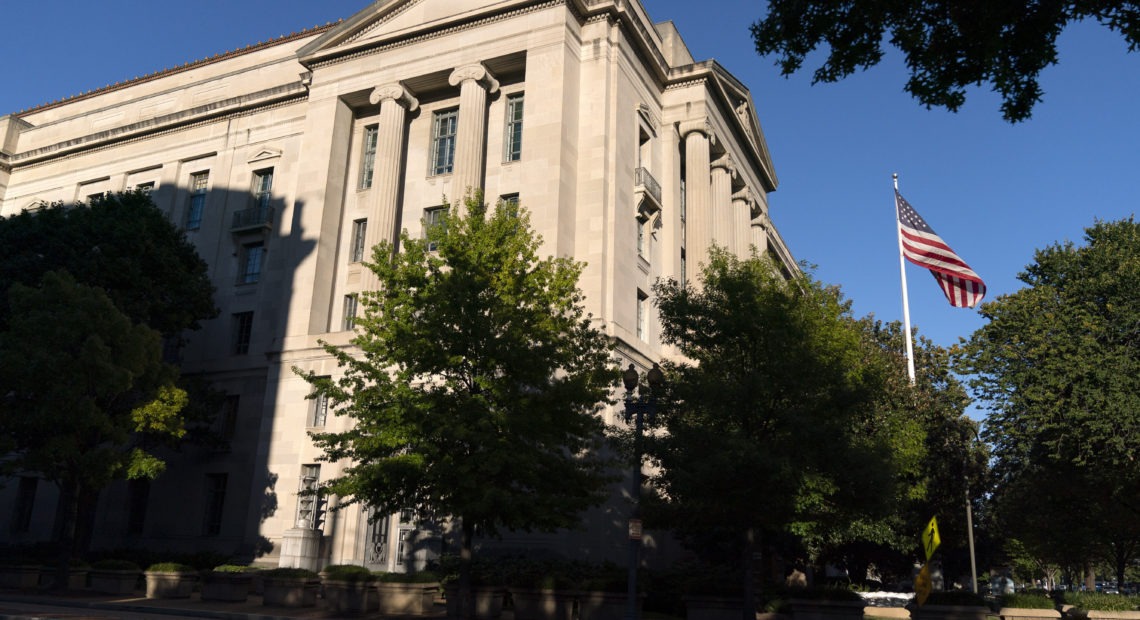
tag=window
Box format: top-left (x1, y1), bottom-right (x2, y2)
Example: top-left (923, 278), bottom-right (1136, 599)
top-left (10, 476), bottom-right (37, 534)
top-left (350, 219), bottom-right (368, 263)
top-left (218, 395), bottom-right (239, 441)
top-left (504, 93), bottom-right (524, 162)
top-left (343, 294), bottom-right (359, 331)
top-left (637, 290), bottom-right (648, 341)
top-left (232, 311), bottom-right (253, 355)
top-left (296, 465), bottom-right (321, 529)
top-left (310, 378), bottom-right (331, 427)
top-left (202, 473), bottom-right (228, 536)
top-left (680, 248), bottom-right (687, 290)
top-left (135, 181), bottom-right (155, 194)
top-left (424, 206), bottom-right (447, 251)
top-left (252, 168), bottom-right (273, 211)
top-left (500, 193), bottom-right (519, 212)
top-left (360, 125), bottom-right (378, 189)
top-left (637, 217), bottom-right (646, 257)
top-left (430, 109), bottom-right (458, 175)
top-left (126, 479), bottom-right (150, 535)
top-left (187, 171), bottom-right (208, 230)
top-left (239, 242), bottom-right (264, 284)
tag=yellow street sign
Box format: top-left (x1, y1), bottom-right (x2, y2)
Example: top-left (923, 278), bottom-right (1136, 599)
top-left (914, 564), bottom-right (932, 606)
top-left (922, 516), bottom-right (941, 561)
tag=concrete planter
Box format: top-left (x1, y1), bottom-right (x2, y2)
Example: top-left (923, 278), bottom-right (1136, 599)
top-left (684, 595), bottom-right (748, 620)
top-left (788, 599), bottom-right (867, 620)
top-left (144, 570), bottom-right (197, 599)
top-left (999, 608), bottom-right (1062, 620)
top-left (1067, 611), bottom-right (1140, 620)
top-left (579, 590), bottom-right (641, 620)
top-left (511, 588), bottom-right (578, 620)
top-left (911, 605), bottom-right (988, 620)
top-left (377, 581), bottom-right (440, 615)
top-left (88, 569), bottom-right (140, 595)
top-left (323, 579), bottom-right (378, 614)
top-left (200, 571), bottom-right (253, 602)
top-left (262, 576), bottom-right (320, 607)
top-left (445, 584), bottom-right (505, 619)
top-left (0, 565), bottom-right (40, 590)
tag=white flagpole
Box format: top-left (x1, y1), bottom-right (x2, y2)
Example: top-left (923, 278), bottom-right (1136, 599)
top-left (894, 173), bottom-right (917, 384)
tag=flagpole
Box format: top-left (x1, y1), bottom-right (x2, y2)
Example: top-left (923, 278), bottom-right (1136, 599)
top-left (894, 173), bottom-right (917, 384)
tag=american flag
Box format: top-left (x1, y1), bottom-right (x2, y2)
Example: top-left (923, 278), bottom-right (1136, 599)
top-left (896, 190), bottom-right (986, 308)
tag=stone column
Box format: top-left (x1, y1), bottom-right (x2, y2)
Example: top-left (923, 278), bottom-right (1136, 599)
top-left (710, 154), bottom-right (736, 255)
top-left (362, 82), bottom-right (418, 291)
top-left (680, 120), bottom-right (714, 275)
top-left (448, 63), bottom-right (499, 207)
top-left (752, 212), bottom-right (770, 257)
top-left (732, 187), bottom-right (754, 258)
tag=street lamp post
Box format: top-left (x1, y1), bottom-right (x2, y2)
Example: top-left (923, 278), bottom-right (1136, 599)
top-left (964, 425), bottom-right (981, 594)
top-left (623, 362), bottom-right (663, 620)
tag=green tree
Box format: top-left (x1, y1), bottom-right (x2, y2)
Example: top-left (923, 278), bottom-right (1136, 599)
top-left (296, 195), bottom-right (615, 616)
top-left (0, 271), bottom-right (188, 585)
top-left (956, 218), bottom-right (1140, 589)
top-left (0, 192), bottom-right (216, 336)
top-left (750, 1), bottom-right (1140, 122)
top-left (644, 250), bottom-right (910, 611)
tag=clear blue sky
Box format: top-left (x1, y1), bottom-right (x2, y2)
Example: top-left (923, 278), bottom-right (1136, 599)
top-left (4, 0), bottom-right (1138, 357)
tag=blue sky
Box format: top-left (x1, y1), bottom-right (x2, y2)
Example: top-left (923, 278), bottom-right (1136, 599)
top-left (4, 0), bottom-right (1138, 358)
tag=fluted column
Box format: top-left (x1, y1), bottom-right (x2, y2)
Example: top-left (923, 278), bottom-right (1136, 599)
top-left (680, 120), bottom-right (714, 275)
top-left (448, 63), bottom-right (499, 208)
top-left (732, 187), bottom-right (754, 258)
top-left (363, 82), bottom-right (418, 290)
top-left (752, 212), bottom-right (770, 257)
top-left (710, 154), bottom-right (736, 254)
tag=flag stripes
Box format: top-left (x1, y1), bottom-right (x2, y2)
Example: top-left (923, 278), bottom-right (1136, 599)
top-left (895, 190), bottom-right (986, 308)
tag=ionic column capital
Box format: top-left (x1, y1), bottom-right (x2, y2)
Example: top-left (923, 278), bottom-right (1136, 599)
top-left (678, 119), bottom-right (716, 145)
top-left (712, 154), bottom-right (737, 178)
top-left (369, 82), bottom-right (419, 112)
top-left (449, 63), bottom-right (499, 94)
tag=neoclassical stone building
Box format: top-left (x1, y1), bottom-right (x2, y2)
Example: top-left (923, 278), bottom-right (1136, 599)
top-left (0, 0), bottom-right (794, 569)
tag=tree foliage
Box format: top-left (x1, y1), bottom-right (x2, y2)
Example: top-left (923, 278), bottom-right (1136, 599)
top-left (296, 195), bottom-right (616, 576)
top-left (643, 250), bottom-right (919, 588)
top-left (750, 1), bottom-right (1140, 122)
top-left (956, 217), bottom-right (1140, 587)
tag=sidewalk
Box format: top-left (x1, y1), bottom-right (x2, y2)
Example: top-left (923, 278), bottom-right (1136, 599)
top-left (0, 588), bottom-right (447, 620)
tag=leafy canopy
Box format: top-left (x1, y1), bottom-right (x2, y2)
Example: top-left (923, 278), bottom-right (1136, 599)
top-left (751, 1), bottom-right (1140, 122)
top-left (297, 194), bottom-right (616, 536)
top-left (956, 217), bottom-right (1140, 586)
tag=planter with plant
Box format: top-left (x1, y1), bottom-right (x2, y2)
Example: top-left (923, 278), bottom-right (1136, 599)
top-left (88, 559), bottom-right (141, 595)
top-left (0, 562), bottom-right (41, 590)
top-left (578, 564), bottom-right (641, 620)
top-left (677, 565), bottom-right (750, 620)
top-left (320, 564), bottom-right (378, 613)
top-left (261, 567), bottom-right (320, 607)
top-left (440, 556), bottom-right (507, 620)
top-left (201, 565), bottom-right (254, 602)
top-left (505, 560), bottom-right (585, 620)
top-left (376, 571), bottom-right (442, 616)
top-left (785, 587), bottom-right (867, 620)
top-left (909, 590), bottom-right (990, 620)
top-left (999, 593), bottom-right (1061, 620)
top-left (1061, 592), bottom-right (1140, 620)
top-left (144, 562), bottom-right (198, 599)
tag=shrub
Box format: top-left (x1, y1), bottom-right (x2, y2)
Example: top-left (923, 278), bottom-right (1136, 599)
top-left (1001, 593), bottom-right (1055, 609)
top-left (1064, 592), bottom-right (1140, 612)
top-left (376, 571), bottom-right (441, 584)
top-left (91, 559), bottom-right (140, 571)
top-left (210, 564), bottom-right (253, 574)
top-left (146, 562), bottom-right (196, 573)
top-left (261, 567), bottom-right (319, 579)
top-left (322, 564), bottom-right (376, 582)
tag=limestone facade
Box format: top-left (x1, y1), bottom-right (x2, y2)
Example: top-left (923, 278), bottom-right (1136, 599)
top-left (0, 0), bottom-right (795, 569)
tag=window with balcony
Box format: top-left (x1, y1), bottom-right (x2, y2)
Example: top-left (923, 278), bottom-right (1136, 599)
top-left (252, 168), bottom-right (273, 211)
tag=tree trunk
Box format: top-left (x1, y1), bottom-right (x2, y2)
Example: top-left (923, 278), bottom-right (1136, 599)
top-left (51, 478), bottom-right (79, 591)
top-left (460, 519), bottom-right (475, 620)
top-left (1084, 562), bottom-right (1096, 592)
top-left (74, 486), bottom-right (100, 555)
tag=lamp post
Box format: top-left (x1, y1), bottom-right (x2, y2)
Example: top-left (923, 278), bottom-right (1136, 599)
top-left (964, 425), bottom-right (981, 594)
top-left (623, 362), bottom-right (663, 620)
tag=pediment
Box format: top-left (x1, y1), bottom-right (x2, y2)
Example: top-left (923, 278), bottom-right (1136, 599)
top-left (247, 147), bottom-right (282, 164)
top-left (298, 0), bottom-right (532, 64)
